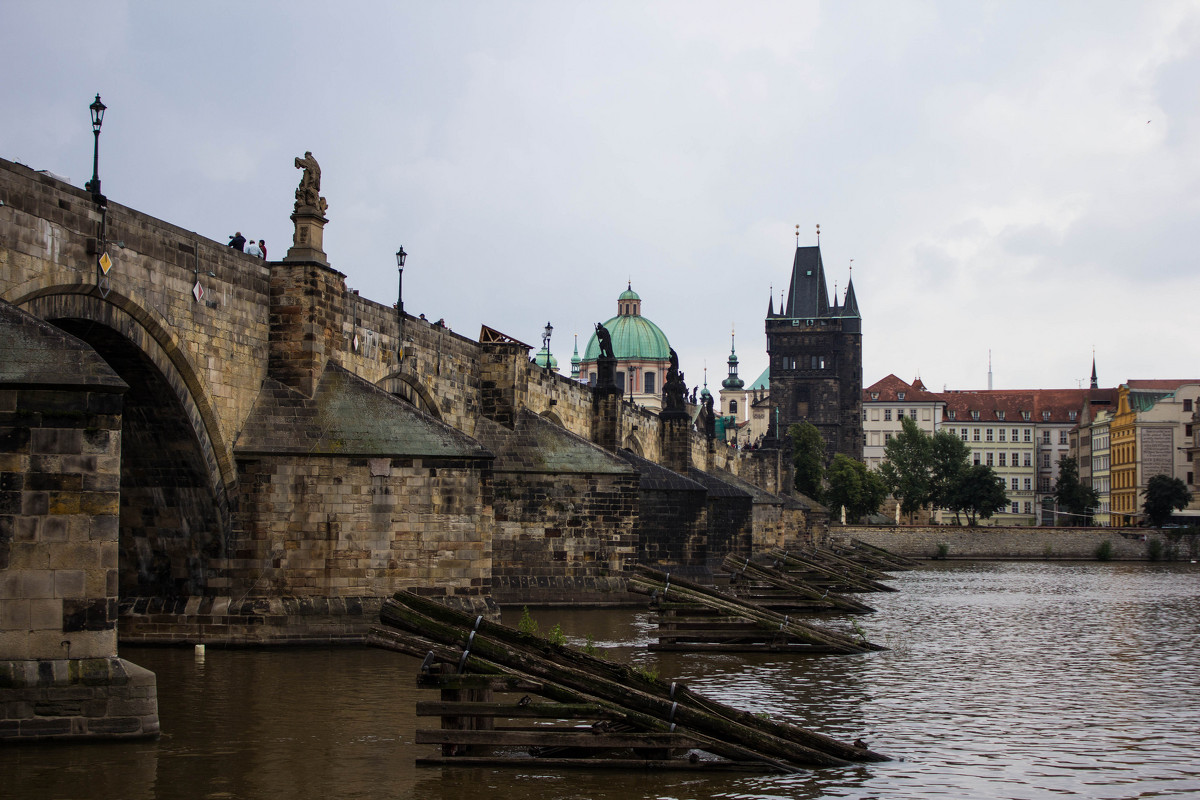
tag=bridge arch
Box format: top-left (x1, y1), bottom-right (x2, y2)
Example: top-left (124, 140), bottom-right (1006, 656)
top-left (623, 433), bottom-right (645, 457)
top-left (377, 370), bottom-right (442, 419)
top-left (17, 286), bottom-right (233, 596)
top-left (540, 409), bottom-right (565, 428)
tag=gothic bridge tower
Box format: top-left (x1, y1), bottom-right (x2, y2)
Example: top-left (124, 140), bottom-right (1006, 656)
top-left (765, 236), bottom-right (863, 460)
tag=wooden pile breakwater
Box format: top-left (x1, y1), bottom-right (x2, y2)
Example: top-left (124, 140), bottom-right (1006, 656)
top-left (719, 554), bottom-right (876, 614)
top-left (844, 539), bottom-right (920, 571)
top-left (764, 548), bottom-right (900, 594)
top-left (368, 590), bottom-right (890, 772)
top-left (627, 566), bottom-right (885, 654)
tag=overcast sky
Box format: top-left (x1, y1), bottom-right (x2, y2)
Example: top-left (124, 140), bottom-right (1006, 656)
top-left (4, 2), bottom-right (1199, 398)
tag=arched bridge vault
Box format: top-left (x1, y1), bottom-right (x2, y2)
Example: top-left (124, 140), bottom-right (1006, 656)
top-left (16, 286), bottom-right (236, 596)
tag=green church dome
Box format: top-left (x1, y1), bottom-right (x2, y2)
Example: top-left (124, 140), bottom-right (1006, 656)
top-left (619, 286), bottom-right (641, 301)
top-left (583, 314), bottom-right (670, 361)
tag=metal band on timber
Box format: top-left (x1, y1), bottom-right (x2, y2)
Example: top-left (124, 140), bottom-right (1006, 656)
top-left (629, 565), bottom-right (885, 654)
top-left (369, 590), bottom-right (889, 771)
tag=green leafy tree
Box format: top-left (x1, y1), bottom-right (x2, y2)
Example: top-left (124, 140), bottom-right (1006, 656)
top-left (1053, 455), bottom-right (1099, 526)
top-left (951, 464), bottom-right (1009, 526)
top-left (879, 417), bottom-right (934, 516)
top-left (930, 429), bottom-right (971, 522)
top-left (1142, 474), bottom-right (1191, 527)
top-left (788, 422), bottom-right (825, 500)
top-left (826, 454), bottom-right (889, 523)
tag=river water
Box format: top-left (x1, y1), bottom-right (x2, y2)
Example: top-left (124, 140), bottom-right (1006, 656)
top-left (4, 561), bottom-right (1199, 800)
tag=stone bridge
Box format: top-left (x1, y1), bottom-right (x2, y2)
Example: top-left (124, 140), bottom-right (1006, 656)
top-left (1, 154), bottom-right (810, 659)
top-left (0, 154), bottom-right (818, 739)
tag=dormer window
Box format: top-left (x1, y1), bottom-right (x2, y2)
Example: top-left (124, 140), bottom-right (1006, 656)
top-left (1068, 410), bottom-right (1077, 421)
top-left (1022, 411), bottom-right (1031, 421)
top-left (996, 411), bottom-right (1005, 420)
top-left (1042, 411), bottom-right (1051, 421)
top-left (971, 410), bottom-right (980, 421)
top-left (897, 392), bottom-right (906, 401)
top-left (948, 410), bottom-right (957, 420)
top-left (870, 392), bottom-right (879, 400)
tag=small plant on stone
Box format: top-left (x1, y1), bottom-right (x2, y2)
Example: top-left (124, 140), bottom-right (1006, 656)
top-left (1095, 540), bottom-right (1113, 561)
top-left (1147, 538), bottom-right (1163, 562)
top-left (546, 623), bottom-right (567, 647)
top-left (1043, 543), bottom-right (1055, 559)
top-left (634, 665), bottom-right (659, 683)
top-left (935, 543), bottom-right (949, 559)
top-left (582, 634), bottom-right (601, 657)
top-left (517, 606), bottom-right (539, 636)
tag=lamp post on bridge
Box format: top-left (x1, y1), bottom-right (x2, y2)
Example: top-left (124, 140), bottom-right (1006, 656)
top-left (542, 322), bottom-right (553, 371)
top-left (85, 94), bottom-right (106, 201)
top-left (396, 246), bottom-right (407, 364)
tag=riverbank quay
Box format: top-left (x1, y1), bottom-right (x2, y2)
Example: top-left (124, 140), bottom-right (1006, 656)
top-left (836, 525), bottom-right (1199, 561)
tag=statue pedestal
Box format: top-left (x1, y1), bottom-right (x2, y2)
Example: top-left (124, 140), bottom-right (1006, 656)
top-left (284, 206), bottom-right (328, 264)
top-left (595, 356), bottom-right (618, 391)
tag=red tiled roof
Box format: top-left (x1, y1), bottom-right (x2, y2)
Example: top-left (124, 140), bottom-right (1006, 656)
top-left (863, 374), bottom-right (942, 403)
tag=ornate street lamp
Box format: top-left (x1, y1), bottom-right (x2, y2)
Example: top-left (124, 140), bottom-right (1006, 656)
top-left (396, 246), bottom-right (407, 363)
top-left (542, 322), bottom-right (553, 371)
top-left (85, 94), bottom-right (106, 199)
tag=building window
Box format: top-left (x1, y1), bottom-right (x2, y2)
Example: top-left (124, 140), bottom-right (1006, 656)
top-left (884, 409), bottom-right (892, 421)
top-left (1024, 453), bottom-right (1032, 467)
top-left (948, 410), bottom-right (957, 420)
top-left (1024, 477), bottom-right (1031, 491)
top-left (1024, 502), bottom-right (1032, 514)
top-left (897, 392), bottom-right (906, 401)
top-left (1043, 411), bottom-right (1051, 421)
top-left (999, 453), bottom-right (1007, 467)
top-left (1012, 428), bottom-right (1019, 441)
top-left (986, 429), bottom-right (994, 442)
top-left (1186, 424), bottom-right (1193, 438)
top-left (1059, 431), bottom-right (1068, 445)
top-left (616, 371), bottom-right (625, 390)
top-left (999, 429), bottom-right (1006, 442)
top-left (644, 372), bottom-right (656, 394)
top-left (727, 397), bottom-right (735, 414)
top-left (973, 428), bottom-right (981, 442)
top-left (897, 409), bottom-right (905, 419)
top-left (972, 410), bottom-right (980, 421)
top-left (1069, 410), bottom-right (1077, 421)
top-left (973, 453), bottom-right (981, 466)
top-left (1043, 431), bottom-right (1051, 444)
top-left (1011, 477), bottom-right (1019, 491)
top-left (1011, 502), bottom-right (1019, 514)
top-left (1012, 452), bottom-right (1020, 465)
top-left (911, 409), bottom-right (917, 420)
top-left (960, 428), bottom-right (968, 441)
top-left (986, 452), bottom-right (994, 466)
top-left (589, 372), bottom-right (597, 385)
top-left (1184, 399), bottom-right (1193, 413)
top-left (1022, 411), bottom-right (1031, 421)
top-left (870, 392), bottom-right (879, 400)
top-left (884, 433), bottom-right (893, 442)
top-left (1024, 429), bottom-right (1032, 442)
top-left (1042, 453), bottom-right (1051, 469)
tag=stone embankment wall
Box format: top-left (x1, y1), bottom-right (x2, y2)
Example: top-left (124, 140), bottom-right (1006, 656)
top-left (833, 525), bottom-right (1195, 561)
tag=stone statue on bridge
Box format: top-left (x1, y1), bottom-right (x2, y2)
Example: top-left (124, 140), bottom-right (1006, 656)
top-left (595, 322), bottom-right (615, 360)
top-left (662, 348), bottom-right (687, 414)
top-left (294, 151), bottom-right (328, 215)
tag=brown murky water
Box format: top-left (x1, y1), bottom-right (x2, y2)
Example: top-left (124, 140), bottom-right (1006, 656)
top-left (4, 561), bottom-right (1200, 799)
